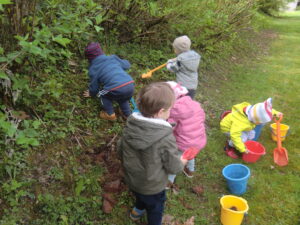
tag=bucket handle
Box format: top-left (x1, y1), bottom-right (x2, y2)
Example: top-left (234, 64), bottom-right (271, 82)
top-left (273, 114), bottom-right (283, 123)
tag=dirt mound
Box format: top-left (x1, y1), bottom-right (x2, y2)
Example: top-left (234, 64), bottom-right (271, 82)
top-left (88, 135), bottom-right (126, 214)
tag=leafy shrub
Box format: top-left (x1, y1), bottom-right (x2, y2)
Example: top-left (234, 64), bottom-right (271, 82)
top-left (257, 0), bottom-right (294, 16)
top-left (33, 194), bottom-right (103, 225)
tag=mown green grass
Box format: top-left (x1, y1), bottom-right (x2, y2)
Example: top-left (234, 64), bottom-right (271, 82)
top-left (104, 12), bottom-right (300, 225)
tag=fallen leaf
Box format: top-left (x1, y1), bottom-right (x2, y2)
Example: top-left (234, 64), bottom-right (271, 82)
top-left (179, 197), bottom-right (194, 210)
top-left (162, 214), bottom-right (174, 225)
top-left (102, 199), bottom-right (113, 214)
top-left (183, 216), bottom-right (195, 225)
top-left (103, 179), bottom-right (121, 193)
top-left (192, 186), bottom-right (204, 195)
top-left (13, 111), bottom-right (30, 120)
top-left (68, 60), bottom-right (77, 66)
top-left (102, 193), bottom-right (117, 205)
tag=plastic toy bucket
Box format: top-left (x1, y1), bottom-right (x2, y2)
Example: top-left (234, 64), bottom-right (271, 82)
top-left (270, 123), bottom-right (289, 142)
top-left (222, 164), bottom-right (250, 195)
top-left (220, 195), bottom-right (249, 225)
top-left (242, 140), bottom-right (266, 163)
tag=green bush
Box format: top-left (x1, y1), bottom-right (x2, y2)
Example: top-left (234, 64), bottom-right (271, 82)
top-left (257, 0), bottom-right (294, 16)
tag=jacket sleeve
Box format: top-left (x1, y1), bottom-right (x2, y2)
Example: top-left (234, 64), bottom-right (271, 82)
top-left (229, 123), bottom-right (246, 153)
top-left (169, 103), bottom-right (185, 121)
top-left (161, 134), bottom-right (184, 174)
top-left (166, 59), bottom-right (180, 72)
top-left (272, 108), bottom-right (280, 116)
top-left (112, 55), bottom-right (131, 70)
top-left (88, 74), bottom-right (100, 97)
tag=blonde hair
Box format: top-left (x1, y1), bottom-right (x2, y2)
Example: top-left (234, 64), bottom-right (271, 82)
top-left (137, 82), bottom-right (175, 117)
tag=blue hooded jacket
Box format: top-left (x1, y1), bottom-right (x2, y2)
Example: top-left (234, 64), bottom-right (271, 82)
top-left (88, 54), bottom-right (133, 97)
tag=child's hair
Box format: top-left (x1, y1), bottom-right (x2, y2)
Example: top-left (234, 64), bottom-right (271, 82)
top-left (137, 82), bottom-right (175, 118)
top-left (172, 35), bottom-right (191, 54)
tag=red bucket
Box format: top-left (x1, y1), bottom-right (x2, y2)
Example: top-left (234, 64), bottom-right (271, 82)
top-left (242, 141), bottom-right (266, 163)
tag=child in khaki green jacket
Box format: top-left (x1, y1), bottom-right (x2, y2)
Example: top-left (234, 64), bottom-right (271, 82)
top-left (117, 82), bottom-right (187, 225)
top-left (220, 98), bottom-right (282, 159)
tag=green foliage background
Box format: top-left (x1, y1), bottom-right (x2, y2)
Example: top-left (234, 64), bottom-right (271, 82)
top-left (0, 0), bottom-right (294, 224)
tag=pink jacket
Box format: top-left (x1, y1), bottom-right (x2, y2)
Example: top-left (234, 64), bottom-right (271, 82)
top-left (168, 96), bottom-right (206, 152)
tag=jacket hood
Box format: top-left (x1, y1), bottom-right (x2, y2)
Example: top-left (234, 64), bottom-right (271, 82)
top-left (177, 50), bottom-right (200, 72)
top-left (231, 102), bottom-right (251, 120)
top-left (123, 113), bottom-right (172, 150)
top-left (170, 96), bottom-right (194, 119)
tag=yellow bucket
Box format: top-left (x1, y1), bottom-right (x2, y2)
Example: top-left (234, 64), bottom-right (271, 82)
top-left (220, 195), bottom-right (249, 225)
top-left (270, 123), bottom-right (290, 142)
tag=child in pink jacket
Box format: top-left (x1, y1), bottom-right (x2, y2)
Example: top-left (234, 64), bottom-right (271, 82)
top-left (166, 81), bottom-right (206, 187)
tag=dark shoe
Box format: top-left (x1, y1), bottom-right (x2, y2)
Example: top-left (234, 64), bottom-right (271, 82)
top-left (129, 207), bottom-right (145, 221)
top-left (99, 111), bottom-right (117, 121)
top-left (183, 167), bottom-right (194, 178)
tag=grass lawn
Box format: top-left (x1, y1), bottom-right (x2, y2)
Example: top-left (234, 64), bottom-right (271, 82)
top-left (104, 11), bottom-right (300, 225)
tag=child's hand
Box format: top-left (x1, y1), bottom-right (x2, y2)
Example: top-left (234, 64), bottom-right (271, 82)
top-left (83, 90), bottom-right (90, 98)
top-left (180, 155), bottom-right (188, 165)
top-left (275, 112), bottom-right (283, 118)
top-left (167, 58), bottom-right (177, 63)
top-left (244, 149), bottom-right (250, 154)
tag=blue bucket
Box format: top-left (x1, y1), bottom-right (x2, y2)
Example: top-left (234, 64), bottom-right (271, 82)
top-left (222, 164), bottom-right (251, 195)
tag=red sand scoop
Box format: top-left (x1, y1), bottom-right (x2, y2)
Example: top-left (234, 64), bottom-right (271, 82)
top-left (182, 147), bottom-right (200, 160)
top-left (273, 115), bottom-right (288, 166)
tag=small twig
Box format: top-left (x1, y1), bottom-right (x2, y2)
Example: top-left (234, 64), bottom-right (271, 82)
top-left (74, 135), bottom-right (82, 148)
top-left (76, 132), bottom-right (88, 146)
top-left (0, 51), bottom-right (23, 70)
top-left (30, 76), bottom-right (34, 88)
top-left (32, 109), bottom-right (47, 128)
top-left (120, 31), bottom-right (156, 43)
top-left (68, 106), bottom-right (76, 125)
top-left (76, 127), bottom-right (92, 136)
top-left (107, 134), bottom-right (118, 147)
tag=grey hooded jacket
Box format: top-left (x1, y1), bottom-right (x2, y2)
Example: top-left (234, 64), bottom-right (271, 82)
top-left (117, 113), bottom-right (184, 195)
top-left (167, 50), bottom-right (201, 90)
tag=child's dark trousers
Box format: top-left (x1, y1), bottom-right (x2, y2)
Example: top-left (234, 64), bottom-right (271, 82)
top-left (133, 190), bottom-right (166, 225)
top-left (187, 89), bottom-right (196, 99)
top-left (101, 83), bottom-right (134, 116)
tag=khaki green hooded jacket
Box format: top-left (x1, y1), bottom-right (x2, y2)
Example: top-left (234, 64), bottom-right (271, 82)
top-left (117, 113), bottom-right (184, 195)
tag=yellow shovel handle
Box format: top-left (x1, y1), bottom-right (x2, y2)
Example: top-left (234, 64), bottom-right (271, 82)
top-left (149, 63), bottom-right (167, 73)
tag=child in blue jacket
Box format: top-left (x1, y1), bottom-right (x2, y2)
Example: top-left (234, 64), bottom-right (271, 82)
top-left (83, 42), bottom-right (134, 121)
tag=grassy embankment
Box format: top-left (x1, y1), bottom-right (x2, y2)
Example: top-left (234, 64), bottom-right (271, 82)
top-left (109, 10), bottom-right (300, 225)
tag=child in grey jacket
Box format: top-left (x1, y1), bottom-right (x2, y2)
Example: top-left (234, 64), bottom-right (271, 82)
top-left (166, 35), bottom-right (201, 99)
top-left (117, 82), bottom-right (187, 225)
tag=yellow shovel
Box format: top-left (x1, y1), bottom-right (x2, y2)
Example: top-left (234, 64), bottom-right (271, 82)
top-left (141, 63), bottom-right (166, 79)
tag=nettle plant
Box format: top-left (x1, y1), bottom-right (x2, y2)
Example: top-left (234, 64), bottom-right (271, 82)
top-left (0, 0), bottom-right (106, 140)
top-left (0, 0), bottom-right (106, 213)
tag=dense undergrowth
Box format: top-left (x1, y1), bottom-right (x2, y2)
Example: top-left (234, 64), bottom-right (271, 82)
top-left (0, 0), bottom-right (294, 224)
